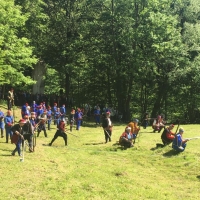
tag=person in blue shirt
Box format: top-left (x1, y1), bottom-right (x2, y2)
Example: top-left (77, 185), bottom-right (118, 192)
top-left (94, 106), bottom-right (101, 125)
top-left (74, 108), bottom-right (82, 131)
top-left (60, 104), bottom-right (66, 121)
top-left (172, 128), bottom-right (189, 152)
top-left (47, 106), bottom-right (52, 130)
top-left (4, 110), bottom-right (14, 143)
top-left (0, 109), bottom-right (5, 138)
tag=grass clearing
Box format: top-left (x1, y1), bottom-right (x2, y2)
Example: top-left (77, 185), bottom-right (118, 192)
top-left (0, 106), bottom-right (200, 200)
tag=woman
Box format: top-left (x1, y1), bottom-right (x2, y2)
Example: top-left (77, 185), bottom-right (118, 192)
top-left (119, 126), bottom-right (134, 148)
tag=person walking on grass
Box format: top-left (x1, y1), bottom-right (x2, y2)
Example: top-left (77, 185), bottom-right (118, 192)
top-left (11, 119), bottom-right (26, 156)
top-left (4, 110), bottom-right (14, 143)
top-left (49, 119), bottom-right (67, 146)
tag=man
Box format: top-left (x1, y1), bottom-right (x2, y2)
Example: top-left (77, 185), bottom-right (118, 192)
top-left (0, 109), bottom-right (4, 138)
top-left (11, 119), bottom-right (26, 156)
top-left (60, 104), bottom-right (66, 122)
top-left (94, 106), bottom-right (101, 125)
top-left (161, 124), bottom-right (175, 146)
top-left (102, 111), bottom-right (113, 143)
top-left (152, 115), bottom-right (165, 133)
top-left (22, 116), bottom-right (34, 152)
top-left (49, 119), bottom-right (67, 146)
top-left (37, 113), bottom-right (47, 138)
top-left (7, 88), bottom-right (14, 110)
top-left (46, 106), bottom-right (52, 130)
top-left (172, 128), bottom-right (189, 152)
top-left (4, 110), bottom-right (14, 143)
top-left (74, 108), bottom-right (82, 131)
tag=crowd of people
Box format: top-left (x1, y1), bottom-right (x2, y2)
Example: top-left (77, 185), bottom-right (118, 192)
top-left (0, 88), bottom-right (191, 158)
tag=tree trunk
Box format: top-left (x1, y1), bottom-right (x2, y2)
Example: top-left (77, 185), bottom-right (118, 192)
top-left (32, 62), bottom-right (46, 94)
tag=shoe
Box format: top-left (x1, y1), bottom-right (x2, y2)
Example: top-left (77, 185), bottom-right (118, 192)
top-left (49, 143), bottom-right (52, 146)
top-left (29, 148), bottom-right (33, 152)
top-left (11, 152), bottom-right (15, 156)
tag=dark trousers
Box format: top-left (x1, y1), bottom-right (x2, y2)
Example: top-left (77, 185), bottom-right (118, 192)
top-left (119, 138), bottom-right (133, 148)
top-left (104, 130), bottom-right (112, 143)
top-left (50, 130), bottom-right (67, 146)
top-left (23, 134), bottom-right (33, 149)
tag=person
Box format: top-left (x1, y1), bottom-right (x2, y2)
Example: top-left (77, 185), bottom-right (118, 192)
top-left (21, 103), bottom-right (28, 118)
top-left (152, 115), bottom-right (165, 133)
top-left (142, 112), bottom-right (149, 129)
top-left (0, 109), bottom-right (4, 138)
top-left (102, 111), bottom-right (113, 143)
top-left (128, 119), bottom-right (140, 141)
top-left (46, 106), bottom-right (52, 130)
top-left (94, 106), bottom-right (101, 125)
top-left (4, 110), bottom-right (14, 143)
top-left (49, 119), bottom-right (67, 146)
top-left (22, 117), bottom-right (34, 152)
top-left (119, 126), bottom-right (134, 148)
top-left (161, 124), bottom-right (175, 146)
top-left (7, 88), bottom-right (14, 110)
top-left (69, 109), bottom-right (75, 132)
top-left (37, 115), bottom-right (47, 138)
top-left (60, 104), bottom-right (66, 122)
top-left (11, 119), bottom-right (26, 156)
top-left (74, 108), bottom-right (82, 131)
top-left (172, 128), bottom-right (189, 152)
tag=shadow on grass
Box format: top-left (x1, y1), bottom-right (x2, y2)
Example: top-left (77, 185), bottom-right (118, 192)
top-left (196, 175), bottom-right (200, 179)
top-left (83, 142), bottom-right (105, 145)
top-left (163, 150), bottom-right (180, 157)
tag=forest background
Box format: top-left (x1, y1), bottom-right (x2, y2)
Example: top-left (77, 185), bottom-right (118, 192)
top-left (1, 0), bottom-right (200, 123)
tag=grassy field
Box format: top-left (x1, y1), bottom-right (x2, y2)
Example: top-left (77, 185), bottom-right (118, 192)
top-left (0, 105), bottom-right (200, 200)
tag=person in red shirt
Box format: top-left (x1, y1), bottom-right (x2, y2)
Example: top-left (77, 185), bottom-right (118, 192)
top-left (49, 119), bottom-right (67, 146)
top-left (119, 126), bottom-right (134, 148)
top-left (161, 124), bottom-right (175, 145)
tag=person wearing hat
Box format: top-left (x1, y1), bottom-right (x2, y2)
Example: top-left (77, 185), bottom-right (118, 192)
top-left (102, 111), bottom-right (113, 143)
top-left (4, 110), bottom-right (14, 143)
top-left (53, 103), bottom-right (58, 125)
top-left (128, 119), bottom-right (140, 140)
top-left (11, 119), bottom-right (26, 156)
top-left (172, 128), bottom-right (189, 152)
top-left (49, 119), bottom-right (67, 146)
top-left (119, 126), bottom-right (134, 148)
top-left (160, 124), bottom-right (175, 146)
top-left (0, 109), bottom-right (5, 138)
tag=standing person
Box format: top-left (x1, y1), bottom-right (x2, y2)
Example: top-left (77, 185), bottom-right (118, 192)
top-left (49, 119), bottom-right (67, 146)
top-left (172, 128), bottom-right (189, 152)
top-left (4, 110), bottom-right (14, 143)
top-left (161, 124), bottom-right (175, 146)
top-left (142, 112), bottom-right (149, 129)
top-left (7, 88), bottom-right (14, 110)
top-left (22, 117), bottom-right (34, 152)
top-left (37, 116), bottom-right (47, 138)
top-left (11, 119), bottom-right (26, 156)
top-left (94, 106), bottom-right (101, 125)
top-left (0, 109), bottom-right (4, 138)
top-left (69, 109), bottom-right (75, 132)
top-left (52, 103), bottom-right (58, 125)
top-left (46, 106), bottom-right (52, 130)
top-left (102, 112), bottom-right (113, 143)
top-left (74, 108), bottom-right (82, 131)
top-left (60, 104), bottom-right (66, 122)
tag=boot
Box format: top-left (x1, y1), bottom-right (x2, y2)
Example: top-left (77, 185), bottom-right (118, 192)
top-left (37, 132), bottom-right (40, 137)
top-left (6, 134), bottom-right (9, 143)
top-left (44, 130), bottom-right (47, 137)
top-left (11, 148), bottom-right (17, 156)
top-left (1, 129), bottom-right (4, 138)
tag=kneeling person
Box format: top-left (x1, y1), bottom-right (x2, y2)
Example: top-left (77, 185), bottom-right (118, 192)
top-left (49, 120), bottom-right (67, 146)
top-left (161, 124), bottom-right (175, 146)
top-left (119, 126), bottom-right (134, 148)
top-left (172, 128), bottom-right (189, 152)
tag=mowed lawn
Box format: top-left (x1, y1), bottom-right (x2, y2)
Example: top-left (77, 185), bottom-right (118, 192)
top-left (0, 105), bottom-right (200, 200)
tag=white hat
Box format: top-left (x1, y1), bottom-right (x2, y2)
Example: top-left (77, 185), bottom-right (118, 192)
top-left (126, 126), bottom-right (131, 131)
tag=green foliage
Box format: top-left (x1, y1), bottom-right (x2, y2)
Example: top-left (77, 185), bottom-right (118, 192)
top-left (0, 0), bottom-right (37, 86)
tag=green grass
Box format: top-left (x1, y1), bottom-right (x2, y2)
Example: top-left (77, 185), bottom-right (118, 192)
top-left (0, 106), bottom-right (200, 200)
